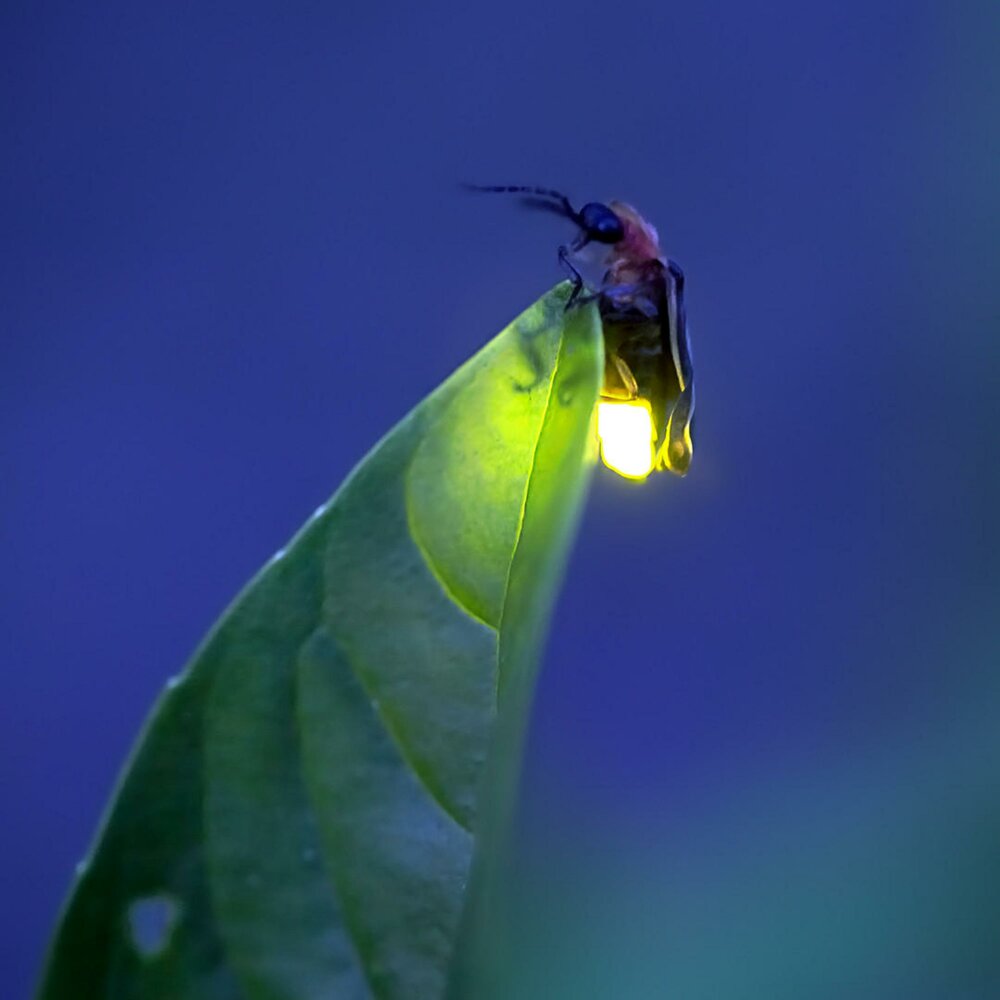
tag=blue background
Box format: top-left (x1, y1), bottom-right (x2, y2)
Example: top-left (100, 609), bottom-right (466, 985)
top-left (3, 1), bottom-right (998, 996)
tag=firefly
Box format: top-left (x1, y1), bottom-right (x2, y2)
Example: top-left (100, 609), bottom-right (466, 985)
top-left (466, 184), bottom-right (695, 480)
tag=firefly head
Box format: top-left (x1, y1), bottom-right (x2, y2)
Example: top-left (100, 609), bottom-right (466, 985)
top-left (462, 184), bottom-right (625, 245)
top-left (578, 202), bottom-right (625, 244)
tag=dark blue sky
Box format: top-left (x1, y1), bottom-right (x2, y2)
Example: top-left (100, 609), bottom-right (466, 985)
top-left (3, 2), bottom-right (999, 996)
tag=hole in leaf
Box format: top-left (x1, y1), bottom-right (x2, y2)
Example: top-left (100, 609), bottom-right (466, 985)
top-left (127, 894), bottom-right (178, 958)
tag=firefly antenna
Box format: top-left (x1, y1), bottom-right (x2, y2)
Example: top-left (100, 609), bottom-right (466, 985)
top-left (461, 183), bottom-right (580, 225)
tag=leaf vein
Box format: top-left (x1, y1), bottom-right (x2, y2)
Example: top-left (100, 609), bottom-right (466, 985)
top-left (328, 627), bottom-right (474, 835)
top-left (405, 503), bottom-right (497, 631)
top-left (494, 336), bottom-right (563, 690)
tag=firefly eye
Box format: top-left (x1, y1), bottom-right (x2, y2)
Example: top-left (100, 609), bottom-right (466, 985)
top-left (578, 202), bottom-right (624, 244)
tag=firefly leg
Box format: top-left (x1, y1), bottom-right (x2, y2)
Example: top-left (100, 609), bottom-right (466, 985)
top-left (667, 260), bottom-right (686, 340)
top-left (665, 259), bottom-right (692, 387)
top-left (667, 259), bottom-right (685, 287)
top-left (558, 234), bottom-right (590, 310)
top-left (659, 259), bottom-right (695, 474)
top-left (611, 355), bottom-right (639, 398)
top-left (599, 351), bottom-right (639, 400)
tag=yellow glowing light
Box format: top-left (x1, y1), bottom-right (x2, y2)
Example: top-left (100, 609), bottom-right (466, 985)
top-left (596, 399), bottom-right (656, 480)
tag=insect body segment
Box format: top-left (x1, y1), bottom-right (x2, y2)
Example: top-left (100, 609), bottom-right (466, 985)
top-left (597, 201), bottom-right (694, 476)
top-left (465, 184), bottom-right (696, 478)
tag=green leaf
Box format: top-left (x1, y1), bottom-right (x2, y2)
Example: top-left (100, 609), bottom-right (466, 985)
top-left (37, 284), bottom-right (604, 1000)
